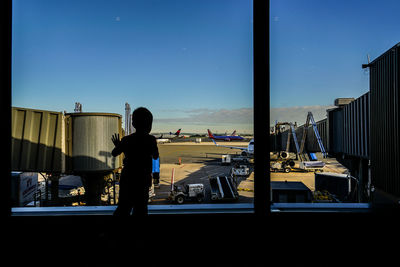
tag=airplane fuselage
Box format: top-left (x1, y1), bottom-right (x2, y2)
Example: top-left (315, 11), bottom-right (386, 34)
top-left (207, 129), bottom-right (244, 141)
top-left (210, 135), bottom-right (244, 141)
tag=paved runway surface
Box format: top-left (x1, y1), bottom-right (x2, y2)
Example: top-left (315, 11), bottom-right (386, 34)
top-left (150, 143), bottom-right (347, 205)
top-left (158, 142), bottom-right (247, 164)
top-left (151, 142), bottom-right (253, 205)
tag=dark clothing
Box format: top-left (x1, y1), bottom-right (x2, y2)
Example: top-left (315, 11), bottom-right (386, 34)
top-left (114, 168), bottom-right (150, 216)
top-left (112, 133), bottom-right (159, 216)
top-left (152, 172), bottom-right (160, 185)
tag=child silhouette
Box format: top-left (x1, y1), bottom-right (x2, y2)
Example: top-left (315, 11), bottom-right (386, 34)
top-left (111, 107), bottom-right (159, 216)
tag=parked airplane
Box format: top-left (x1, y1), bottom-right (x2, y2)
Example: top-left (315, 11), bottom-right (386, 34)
top-left (156, 138), bottom-right (171, 144)
top-left (155, 129), bottom-right (182, 143)
top-left (179, 133), bottom-right (191, 138)
top-left (207, 129), bottom-right (244, 141)
top-left (212, 139), bottom-right (254, 157)
top-left (155, 129), bottom-right (181, 138)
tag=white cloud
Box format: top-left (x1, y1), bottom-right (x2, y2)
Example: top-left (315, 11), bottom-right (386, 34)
top-left (154, 108), bottom-right (253, 125)
top-left (152, 106), bottom-right (334, 132)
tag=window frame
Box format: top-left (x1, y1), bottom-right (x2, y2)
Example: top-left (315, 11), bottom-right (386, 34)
top-left (6, 0), bottom-right (389, 218)
top-left (5, 0), bottom-right (268, 217)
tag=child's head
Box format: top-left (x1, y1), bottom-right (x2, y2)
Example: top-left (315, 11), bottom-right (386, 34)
top-left (132, 107), bottom-right (153, 134)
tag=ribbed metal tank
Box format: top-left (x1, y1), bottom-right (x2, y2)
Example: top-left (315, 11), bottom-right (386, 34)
top-left (65, 113), bottom-right (122, 173)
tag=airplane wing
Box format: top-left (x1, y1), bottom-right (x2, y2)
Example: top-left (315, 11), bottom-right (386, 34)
top-left (212, 139), bottom-right (247, 151)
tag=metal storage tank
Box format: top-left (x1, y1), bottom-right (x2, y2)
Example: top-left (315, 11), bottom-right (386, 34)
top-left (11, 107), bottom-right (63, 172)
top-left (65, 112), bottom-right (123, 173)
top-left (367, 42), bottom-right (400, 198)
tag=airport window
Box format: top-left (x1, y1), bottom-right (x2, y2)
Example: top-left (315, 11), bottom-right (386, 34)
top-left (269, 0), bottom-right (400, 212)
top-left (10, 0), bottom-right (256, 214)
top-left (10, 0), bottom-right (400, 216)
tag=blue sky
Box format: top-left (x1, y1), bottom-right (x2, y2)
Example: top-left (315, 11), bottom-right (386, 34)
top-left (12, 0), bottom-right (253, 133)
top-left (12, 0), bottom-right (400, 132)
top-left (270, 0), bottom-right (400, 109)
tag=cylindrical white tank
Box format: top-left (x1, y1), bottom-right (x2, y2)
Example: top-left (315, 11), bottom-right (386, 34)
top-left (65, 113), bottom-right (122, 173)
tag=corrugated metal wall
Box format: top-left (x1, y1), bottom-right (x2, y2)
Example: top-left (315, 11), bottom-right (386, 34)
top-left (11, 107), bottom-right (63, 172)
top-left (326, 92), bottom-right (370, 159)
top-left (370, 43), bottom-right (400, 197)
top-left (342, 92), bottom-right (370, 159)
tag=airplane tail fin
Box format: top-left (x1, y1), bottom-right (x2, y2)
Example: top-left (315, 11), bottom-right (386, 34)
top-left (175, 129), bottom-right (181, 136)
top-left (207, 129), bottom-right (214, 138)
top-left (231, 130), bottom-right (237, 136)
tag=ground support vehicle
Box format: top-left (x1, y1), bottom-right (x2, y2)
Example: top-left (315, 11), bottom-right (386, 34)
top-left (168, 183), bottom-right (205, 204)
top-left (231, 165), bottom-right (250, 177)
top-left (270, 159), bottom-right (295, 173)
top-left (298, 161), bottom-right (325, 172)
top-left (221, 154), bottom-right (231, 165)
top-left (231, 156), bottom-right (251, 165)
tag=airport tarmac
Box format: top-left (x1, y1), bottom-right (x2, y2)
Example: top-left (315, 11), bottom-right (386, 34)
top-left (157, 142), bottom-right (247, 164)
top-left (149, 143), bottom-right (347, 205)
top-left (269, 152), bottom-right (348, 192)
top-left (55, 142), bottom-right (348, 206)
top-left (151, 142), bottom-right (253, 204)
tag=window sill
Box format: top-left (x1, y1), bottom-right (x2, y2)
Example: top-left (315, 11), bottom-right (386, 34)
top-left (271, 203), bottom-right (371, 212)
top-left (11, 203), bottom-right (255, 216)
top-left (11, 202), bottom-right (375, 216)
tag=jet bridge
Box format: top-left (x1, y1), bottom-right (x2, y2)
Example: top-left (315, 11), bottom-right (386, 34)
top-left (299, 112), bottom-right (328, 158)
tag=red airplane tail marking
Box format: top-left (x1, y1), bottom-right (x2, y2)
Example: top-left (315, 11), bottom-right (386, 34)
top-left (207, 129), bottom-right (214, 139)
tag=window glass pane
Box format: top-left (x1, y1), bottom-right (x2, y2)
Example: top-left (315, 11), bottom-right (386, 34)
top-left (270, 0), bottom-right (400, 211)
top-left (11, 0), bottom-right (254, 211)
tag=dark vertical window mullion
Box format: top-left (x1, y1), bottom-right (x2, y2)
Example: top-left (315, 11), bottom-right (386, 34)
top-left (253, 0), bottom-right (270, 216)
top-left (3, 0), bottom-right (12, 217)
